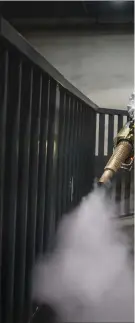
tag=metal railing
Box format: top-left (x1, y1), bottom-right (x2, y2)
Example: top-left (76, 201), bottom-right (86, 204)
top-left (95, 107), bottom-right (134, 217)
top-left (0, 17), bottom-right (134, 323)
top-left (0, 17), bottom-right (97, 323)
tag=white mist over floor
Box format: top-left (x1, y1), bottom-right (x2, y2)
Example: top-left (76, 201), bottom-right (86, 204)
top-left (32, 188), bottom-right (134, 322)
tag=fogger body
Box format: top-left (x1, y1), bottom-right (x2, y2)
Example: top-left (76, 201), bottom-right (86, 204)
top-left (99, 94), bottom-right (134, 185)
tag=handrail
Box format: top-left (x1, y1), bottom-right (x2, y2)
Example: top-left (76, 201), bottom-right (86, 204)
top-left (0, 16), bottom-right (99, 111)
top-left (96, 107), bottom-right (128, 116)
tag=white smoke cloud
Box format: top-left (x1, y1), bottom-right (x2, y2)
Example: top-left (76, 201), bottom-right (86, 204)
top-left (32, 188), bottom-right (134, 322)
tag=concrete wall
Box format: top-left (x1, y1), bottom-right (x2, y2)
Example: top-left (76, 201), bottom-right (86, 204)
top-left (24, 30), bottom-right (134, 110)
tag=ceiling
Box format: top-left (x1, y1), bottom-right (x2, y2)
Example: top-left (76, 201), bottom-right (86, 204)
top-left (0, 1), bottom-right (134, 30)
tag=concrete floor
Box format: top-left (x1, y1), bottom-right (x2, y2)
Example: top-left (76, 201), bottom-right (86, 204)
top-left (24, 30), bottom-right (134, 110)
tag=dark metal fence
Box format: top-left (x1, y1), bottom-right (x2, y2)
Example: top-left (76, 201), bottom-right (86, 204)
top-left (95, 108), bottom-right (134, 217)
top-left (0, 18), bottom-right (97, 323)
top-left (0, 17), bottom-right (134, 323)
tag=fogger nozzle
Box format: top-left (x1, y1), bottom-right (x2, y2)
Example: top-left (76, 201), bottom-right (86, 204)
top-left (99, 140), bottom-right (132, 184)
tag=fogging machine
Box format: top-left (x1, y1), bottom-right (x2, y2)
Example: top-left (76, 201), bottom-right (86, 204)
top-left (99, 93), bottom-right (134, 186)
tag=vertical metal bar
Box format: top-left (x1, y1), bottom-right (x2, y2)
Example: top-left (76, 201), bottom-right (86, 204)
top-left (82, 105), bottom-right (87, 195)
top-left (77, 102), bottom-right (81, 202)
top-left (77, 103), bottom-right (83, 200)
top-left (70, 99), bottom-right (76, 208)
top-left (95, 113), bottom-right (99, 156)
top-left (86, 107), bottom-right (94, 194)
top-left (58, 92), bottom-right (66, 217)
top-left (2, 54), bottom-right (22, 323)
top-left (72, 101), bottom-right (77, 204)
top-left (78, 103), bottom-right (83, 200)
top-left (108, 114), bottom-right (114, 156)
top-left (124, 171), bottom-right (131, 216)
top-left (36, 76), bottom-right (50, 257)
top-left (71, 98), bottom-right (75, 207)
top-left (111, 115), bottom-right (118, 201)
top-left (61, 94), bottom-right (69, 215)
top-left (75, 102), bottom-right (80, 201)
top-left (82, 105), bottom-right (92, 197)
top-left (47, 83), bottom-right (60, 246)
top-left (74, 102), bottom-right (79, 204)
top-left (81, 105), bottom-right (87, 196)
top-left (104, 114), bottom-right (109, 156)
top-left (42, 78), bottom-right (51, 252)
top-left (25, 68), bottom-right (42, 321)
top-left (117, 115), bottom-right (123, 132)
top-left (0, 50), bottom-right (8, 323)
top-left (55, 89), bottom-right (66, 222)
top-left (115, 115), bottom-right (123, 211)
top-left (122, 115), bottom-right (130, 217)
top-left (67, 97), bottom-right (72, 210)
top-left (55, 89), bottom-right (63, 226)
top-left (64, 95), bottom-right (71, 212)
top-left (44, 81), bottom-right (60, 252)
top-left (123, 114), bottom-right (130, 217)
top-left (90, 108), bottom-right (96, 190)
top-left (98, 113), bottom-right (105, 156)
top-left (78, 103), bottom-right (84, 200)
top-left (84, 106), bottom-right (91, 195)
top-left (96, 113), bottom-right (106, 182)
top-left (86, 107), bottom-right (91, 195)
top-left (106, 113), bottom-right (115, 199)
top-left (62, 94), bottom-right (69, 213)
top-left (13, 65), bottom-right (33, 323)
top-left (69, 98), bottom-right (75, 207)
